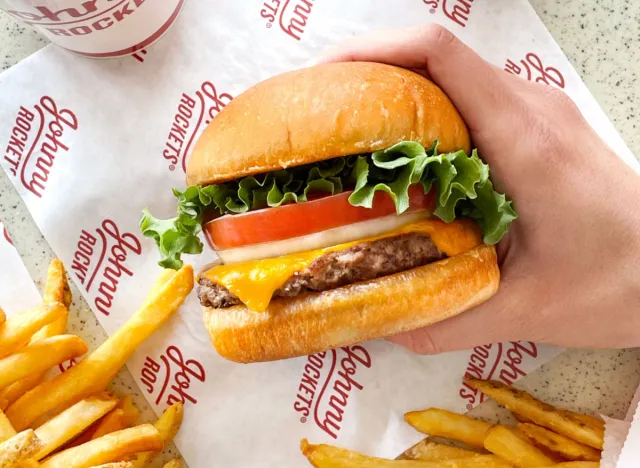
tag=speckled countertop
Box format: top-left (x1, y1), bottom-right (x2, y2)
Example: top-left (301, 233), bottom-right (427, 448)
top-left (1, 0), bottom-right (639, 463)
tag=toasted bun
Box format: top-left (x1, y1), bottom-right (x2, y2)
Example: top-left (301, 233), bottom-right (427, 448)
top-left (203, 245), bottom-right (498, 363)
top-left (187, 62), bottom-right (470, 186)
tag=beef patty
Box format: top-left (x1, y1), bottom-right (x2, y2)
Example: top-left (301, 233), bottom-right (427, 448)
top-left (197, 232), bottom-right (445, 309)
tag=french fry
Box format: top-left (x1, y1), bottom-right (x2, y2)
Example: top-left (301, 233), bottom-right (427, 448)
top-left (556, 411), bottom-right (605, 433)
top-left (0, 375), bottom-right (47, 413)
top-left (483, 425), bottom-right (555, 468)
top-left (87, 464), bottom-right (132, 468)
top-left (151, 402), bottom-right (183, 442)
top-left (0, 411), bottom-right (16, 443)
top-left (162, 459), bottom-right (183, 468)
top-left (64, 397), bottom-right (138, 446)
top-left (464, 378), bottom-right (604, 450)
top-left (140, 269), bottom-right (176, 310)
top-left (34, 393), bottom-right (118, 460)
top-left (0, 336), bottom-right (87, 390)
top-left (0, 331), bottom-right (73, 410)
top-left (301, 440), bottom-right (512, 467)
top-left (129, 402), bottom-right (184, 468)
top-left (0, 262), bottom-right (73, 410)
top-left (542, 463), bottom-right (599, 468)
top-left (518, 423), bottom-right (601, 462)
top-left (92, 396), bottom-right (141, 440)
top-left (64, 412), bottom-right (125, 450)
top-left (6, 266), bottom-right (194, 431)
top-left (0, 430), bottom-right (42, 468)
top-left (0, 329), bottom-right (72, 409)
top-left (39, 425), bottom-right (162, 468)
top-left (17, 459), bottom-right (39, 468)
top-left (43, 260), bottom-right (72, 309)
top-left (512, 400), bottom-right (604, 435)
top-left (66, 395), bottom-right (141, 449)
top-left (404, 409), bottom-right (492, 449)
top-left (1, 260), bottom-right (73, 408)
top-left (0, 304), bottom-right (66, 359)
top-left (0, 308), bottom-right (5, 328)
top-left (117, 396), bottom-right (140, 428)
top-left (89, 410), bottom-right (127, 442)
top-left (32, 259), bottom-right (71, 349)
top-left (401, 440), bottom-right (481, 461)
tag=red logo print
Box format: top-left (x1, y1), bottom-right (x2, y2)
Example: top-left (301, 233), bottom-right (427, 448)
top-left (261, 0), bottom-right (317, 41)
top-left (140, 345), bottom-right (206, 407)
top-left (504, 53), bottom-right (565, 88)
top-left (163, 82), bottom-right (233, 173)
top-left (70, 219), bottom-right (142, 316)
top-left (424, 0), bottom-right (475, 28)
top-left (3, 97), bottom-right (78, 199)
top-left (7, 0), bottom-right (152, 37)
top-left (293, 346), bottom-right (372, 439)
top-left (131, 48), bottom-right (148, 63)
top-left (58, 358), bottom-right (78, 373)
top-left (2, 226), bottom-right (13, 247)
top-left (8, 0), bottom-right (112, 23)
top-left (459, 342), bottom-right (538, 410)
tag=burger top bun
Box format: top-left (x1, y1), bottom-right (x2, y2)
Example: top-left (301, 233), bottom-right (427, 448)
top-left (186, 62), bottom-right (471, 186)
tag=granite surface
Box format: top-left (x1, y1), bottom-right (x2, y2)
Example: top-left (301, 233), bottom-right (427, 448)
top-left (0, 0), bottom-right (639, 464)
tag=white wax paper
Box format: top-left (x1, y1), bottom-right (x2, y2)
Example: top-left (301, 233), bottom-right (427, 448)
top-left (602, 388), bottom-right (640, 468)
top-left (616, 399), bottom-right (640, 467)
top-left (602, 416), bottom-right (631, 468)
top-left (0, 221), bottom-right (40, 314)
top-left (1, 0), bottom-right (637, 466)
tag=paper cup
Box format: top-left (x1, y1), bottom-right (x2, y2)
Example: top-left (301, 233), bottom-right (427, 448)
top-left (0, 0), bottom-right (185, 57)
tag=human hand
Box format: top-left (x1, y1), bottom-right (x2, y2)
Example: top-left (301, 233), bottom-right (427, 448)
top-left (320, 25), bottom-right (640, 353)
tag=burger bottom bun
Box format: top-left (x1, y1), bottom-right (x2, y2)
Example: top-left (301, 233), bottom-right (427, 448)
top-left (203, 244), bottom-right (499, 363)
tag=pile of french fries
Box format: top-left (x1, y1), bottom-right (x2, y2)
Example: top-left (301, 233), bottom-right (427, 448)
top-left (0, 260), bottom-right (194, 468)
top-left (301, 377), bottom-right (605, 468)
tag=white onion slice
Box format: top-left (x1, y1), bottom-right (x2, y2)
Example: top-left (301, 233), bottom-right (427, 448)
top-left (216, 210), bottom-right (429, 265)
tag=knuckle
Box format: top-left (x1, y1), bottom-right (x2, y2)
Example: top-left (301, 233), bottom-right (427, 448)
top-left (525, 89), bottom-right (584, 160)
top-left (546, 86), bottom-right (576, 109)
top-left (541, 85), bottom-right (582, 120)
top-left (420, 23), bottom-right (457, 51)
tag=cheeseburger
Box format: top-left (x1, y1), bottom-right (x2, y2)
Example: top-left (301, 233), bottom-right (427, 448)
top-left (141, 62), bottom-right (517, 363)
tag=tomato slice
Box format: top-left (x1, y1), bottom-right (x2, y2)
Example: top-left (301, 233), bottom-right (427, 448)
top-left (204, 184), bottom-right (435, 250)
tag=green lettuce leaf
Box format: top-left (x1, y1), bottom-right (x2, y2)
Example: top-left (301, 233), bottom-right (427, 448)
top-left (140, 141), bottom-right (517, 268)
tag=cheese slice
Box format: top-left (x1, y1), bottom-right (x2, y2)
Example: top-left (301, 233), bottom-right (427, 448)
top-left (200, 218), bottom-right (483, 312)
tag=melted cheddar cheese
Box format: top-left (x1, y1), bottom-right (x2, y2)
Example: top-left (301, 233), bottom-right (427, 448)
top-left (201, 219), bottom-right (483, 312)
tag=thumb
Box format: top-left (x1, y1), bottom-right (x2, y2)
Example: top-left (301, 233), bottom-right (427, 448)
top-left (387, 277), bottom-right (530, 354)
top-left (319, 24), bottom-right (514, 135)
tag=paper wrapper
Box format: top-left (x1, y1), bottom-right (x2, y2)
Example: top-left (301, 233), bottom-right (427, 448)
top-left (0, 221), bottom-right (40, 314)
top-left (1, 0), bottom-right (637, 465)
top-left (615, 399), bottom-right (640, 467)
top-left (602, 416), bottom-right (630, 468)
top-left (600, 384), bottom-right (640, 467)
